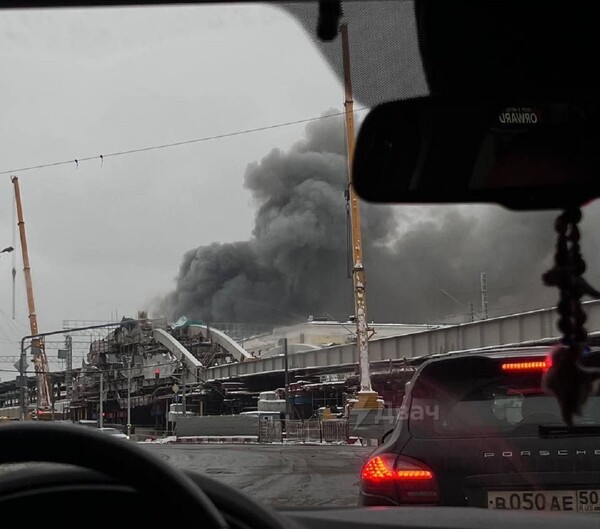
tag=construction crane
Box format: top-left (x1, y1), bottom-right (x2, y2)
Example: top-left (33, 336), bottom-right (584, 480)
top-left (12, 176), bottom-right (53, 413)
top-left (340, 24), bottom-right (382, 409)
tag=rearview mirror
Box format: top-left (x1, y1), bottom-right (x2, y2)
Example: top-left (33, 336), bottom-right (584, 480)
top-left (353, 98), bottom-right (600, 210)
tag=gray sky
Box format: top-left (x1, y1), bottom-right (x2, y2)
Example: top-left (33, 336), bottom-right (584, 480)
top-left (0, 4), bottom-right (350, 376)
top-left (0, 4), bottom-right (344, 330)
top-left (2, 3), bottom-right (600, 379)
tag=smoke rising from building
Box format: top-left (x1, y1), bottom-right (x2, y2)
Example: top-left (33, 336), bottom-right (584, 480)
top-left (162, 112), bottom-right (600, 325)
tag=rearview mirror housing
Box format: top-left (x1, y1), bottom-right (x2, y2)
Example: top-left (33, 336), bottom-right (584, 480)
top-left (353, 97), bottom-right (600, 210)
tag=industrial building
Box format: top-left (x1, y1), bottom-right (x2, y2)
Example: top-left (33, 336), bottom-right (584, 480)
top-left (4, 302), bottom-right (599, 431)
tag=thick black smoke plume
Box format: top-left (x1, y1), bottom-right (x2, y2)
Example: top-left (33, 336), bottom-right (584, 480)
top-left (162, 112), bottom-right (600, 325)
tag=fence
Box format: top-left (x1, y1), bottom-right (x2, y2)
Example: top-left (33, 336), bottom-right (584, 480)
top-left (175, 414), bottom-right (259, 437)
top-left (172, 415), bottom-right (349, 444)
top-left (258, 419), bottom-right (283, 443)
top-left (282, 419), bottom-right (348, 444)
top-left (322, 419), bottom-right (350, 443)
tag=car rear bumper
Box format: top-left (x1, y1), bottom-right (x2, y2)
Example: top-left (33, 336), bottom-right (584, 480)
top-left (358, 489), bottom-right (399, 507)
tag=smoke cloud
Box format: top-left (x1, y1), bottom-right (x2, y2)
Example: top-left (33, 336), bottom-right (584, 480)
top-left (162, 112), bottom-right (600, 325)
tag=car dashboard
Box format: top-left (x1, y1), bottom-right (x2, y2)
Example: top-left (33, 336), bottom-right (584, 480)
top-left (0, 463), bottom-right (598, 529)
top-left (280, 506), bottom-right (600, 529)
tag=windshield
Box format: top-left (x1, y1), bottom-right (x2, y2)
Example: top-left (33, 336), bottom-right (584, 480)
top-left (1, 0), bottom-right (600, 513)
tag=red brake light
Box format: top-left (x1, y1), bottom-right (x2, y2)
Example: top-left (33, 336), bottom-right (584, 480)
top-left (362, 457), bottom-right (434, 482)
top-left (361, 454), bottom-right (439, 505)
top-left (360, 454), bottom-right (433, 483)
top-left (501, 355), bottom-right (552, 372)
top-left (396, 470), bottom-right (433, 480)
top-left (361, 455), bottom-right (397, 483)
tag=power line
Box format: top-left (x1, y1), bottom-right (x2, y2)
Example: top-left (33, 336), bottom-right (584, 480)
top-left (440, 296), bottom-right (560, 322)
top-left (0, 358), bottom-right (180, 376)
top-left (0, 108), bottom-right (368, 176)
top-left (0, 340), bottom-right (109, 346)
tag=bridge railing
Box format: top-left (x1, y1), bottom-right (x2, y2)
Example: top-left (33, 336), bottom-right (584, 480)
top-left (205, 301), bottom-right (600, 380)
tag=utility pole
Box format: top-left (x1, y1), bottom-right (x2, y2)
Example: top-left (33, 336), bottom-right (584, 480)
top-left (283, 338), bottom-right (290, 420)
top-left (99, 371), bottom-right (104, 428)
top-left (480, 272), bottom-right (489, 320)
top-left (19, 348), bottom-right (27, 421)
top-left (11, 267), bottom-right (16, 320)
top-left (64, 336), bottom-right (73, 402)
top-left (341, 24), bottom-right (380, 409)
top-left (126, 349), bottom-right (133, 436)
top-left (441, 289), bottom-right (475, 323)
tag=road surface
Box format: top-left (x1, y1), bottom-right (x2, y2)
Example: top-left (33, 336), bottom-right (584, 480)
top-left (141, 443), bottom-right (372, 507)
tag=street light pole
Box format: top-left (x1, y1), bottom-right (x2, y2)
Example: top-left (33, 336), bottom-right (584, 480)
top-left (19, 340), bottom-right (28, 421)
top-left (1, 246), bottom-right (16, 321)
top-left (18, 323), bottom-right (122, 422)
top-left (11, 266), bottom-right (16, 320)
top-left (182, 364), bottom-right (187, 417)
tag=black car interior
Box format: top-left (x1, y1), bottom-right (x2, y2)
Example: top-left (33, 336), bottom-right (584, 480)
top-left (1, 1), bottom-right (599, 527)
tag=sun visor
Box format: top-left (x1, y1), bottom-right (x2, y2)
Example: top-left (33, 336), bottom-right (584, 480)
top-left (415, 0), bottom-right (599, 98)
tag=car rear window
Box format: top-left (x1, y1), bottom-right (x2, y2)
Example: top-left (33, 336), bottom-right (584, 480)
top-left (408, 354), bottom-right (600, 438)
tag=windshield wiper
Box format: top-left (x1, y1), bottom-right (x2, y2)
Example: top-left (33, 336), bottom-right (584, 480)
top-left (539, 424), bottom-right (600, 438)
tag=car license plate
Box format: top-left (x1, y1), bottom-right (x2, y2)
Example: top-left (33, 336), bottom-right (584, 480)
top-left (488, 490), bottom-right (600, 512)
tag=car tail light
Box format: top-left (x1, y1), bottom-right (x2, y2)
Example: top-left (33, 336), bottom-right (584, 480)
top-left (501, 355), bottom-right (552, 372)
top-left (360, 453), bottom-right (439, 505)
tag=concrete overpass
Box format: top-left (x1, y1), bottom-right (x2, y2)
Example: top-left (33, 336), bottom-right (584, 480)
top-left (201, 300), bottom-right (600, 381)
top-left (4, 302), bottom-right (599, 411)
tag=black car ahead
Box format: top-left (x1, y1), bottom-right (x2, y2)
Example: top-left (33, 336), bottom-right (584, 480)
top-left (359, 347), bottom-right (600, 512)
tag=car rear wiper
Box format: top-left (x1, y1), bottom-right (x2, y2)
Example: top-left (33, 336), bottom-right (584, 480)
top-left (539, 424), bottom-right (600, 438)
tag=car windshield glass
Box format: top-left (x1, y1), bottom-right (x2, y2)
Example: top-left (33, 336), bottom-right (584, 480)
top-left (1, 0), bottom-right (600, 512)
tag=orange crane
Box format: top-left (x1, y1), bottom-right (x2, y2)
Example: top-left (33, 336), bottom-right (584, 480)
top-left (340, 24), bottom-right (381, 409)
top-left (12, 176), bottom-right (52, 412)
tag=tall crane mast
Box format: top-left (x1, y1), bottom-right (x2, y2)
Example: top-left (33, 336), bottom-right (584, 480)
top-left (340, 24), bottom-right (381, 409)
top-left (12, 176), bottom-right (52, 410)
